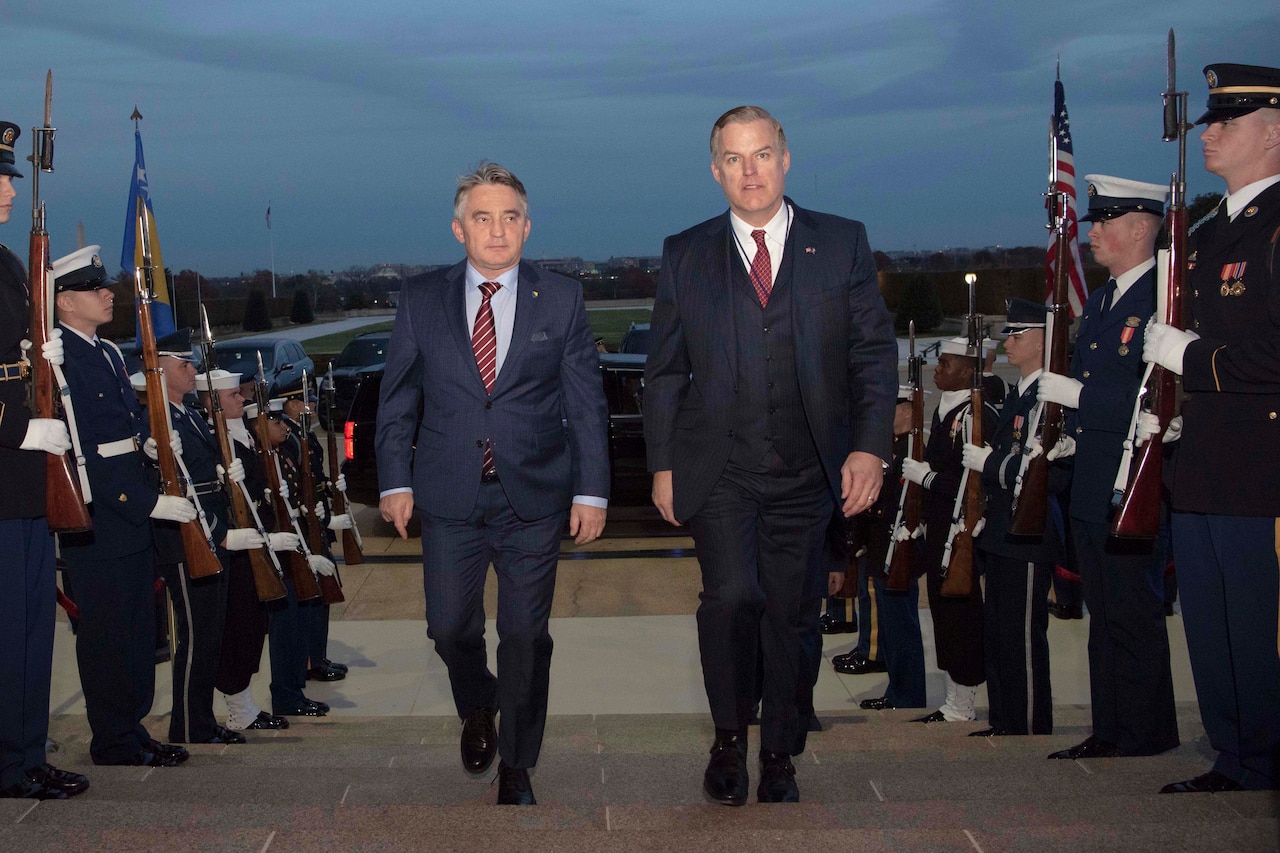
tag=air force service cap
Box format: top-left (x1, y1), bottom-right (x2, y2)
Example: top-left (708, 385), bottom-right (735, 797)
top-left (1197, 63), bottom-right (1280, 125)
top-left (1080, 175), bottom-right (1169, 222)
top-left (52, 245), bottom-right (110, 292)
top-left (156, 327), bottom-right (195, 362)
top-left (1001, 298), bottom-right (1049, 335)
top-left (0, 122), bottom-right (22, 178)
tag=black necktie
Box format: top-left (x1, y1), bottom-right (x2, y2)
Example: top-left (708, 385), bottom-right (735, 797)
top-left (1099, 278), bottom-right (1117, 317)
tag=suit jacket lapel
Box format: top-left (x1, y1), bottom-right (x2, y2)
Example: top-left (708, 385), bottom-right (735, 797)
top-left (709, 216), bottom-right (738, 378)
top-left (444, 262), bottom-right (487, 391)
top-left (493, 263), bottom-right (541, 396)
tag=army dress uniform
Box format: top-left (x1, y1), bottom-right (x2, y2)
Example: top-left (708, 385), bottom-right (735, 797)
top-left (1152, 64), bottom-right (1280, 791)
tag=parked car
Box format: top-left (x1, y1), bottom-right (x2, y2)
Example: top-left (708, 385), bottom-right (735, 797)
top-left (619, 322), bottom-right (651, 355)
top-left (218, 337), bottom-right (315, 398)
top-left (340, 353), bottom-right (650, 508)
top-left (318, 332), bottom-right (390, 426)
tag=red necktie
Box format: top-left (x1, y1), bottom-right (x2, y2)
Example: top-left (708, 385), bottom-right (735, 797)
top-left (749, 229), bottom-right (772, 307)
top-left (472, 281), bottom-right (501, 474)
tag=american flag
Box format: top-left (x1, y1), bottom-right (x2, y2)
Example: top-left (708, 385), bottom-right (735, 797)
top-left (1046, 77), bottom-right (1088, 318)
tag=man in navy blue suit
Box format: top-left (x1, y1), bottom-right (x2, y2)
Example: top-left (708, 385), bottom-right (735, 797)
top-left (645, 106), bottom-right (897, 804)
top-left (377, 162), bottom-right (609, 805)
top-left (1037, 176), bottom-right (1179, 760)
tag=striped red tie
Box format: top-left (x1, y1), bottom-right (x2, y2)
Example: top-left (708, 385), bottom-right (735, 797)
top-left (749, 229), bottom-right (772, 307)
top-left (472, 281), bottom-right (501, 475)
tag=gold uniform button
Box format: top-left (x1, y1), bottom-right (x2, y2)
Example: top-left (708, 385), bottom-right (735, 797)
top-left (1271, 412), bottom-right (1277, 420)
top-left (1194, 289), bottom-right (1200, 297)
top-left (1082, 371), bottom-right (1091, 378)
top-left (1076, 427), bottom-right (1083, 435)
top-left (1089, 342), bottom-right (1098, 350)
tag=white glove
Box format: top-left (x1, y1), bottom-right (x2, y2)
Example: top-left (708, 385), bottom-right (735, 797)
top-left (224, 528), bottom-right (267, 551)
top-left (216, 458), bottom-right (246, 485)
top-left (901, 458), bottom-right (933, 487)
top-left (308, 554), bottom-right (336, 577)
top-left (327, 513), bottom-right (353, 531)
top-left (1144, 322), bottom-right (1199, 375)
top-left (40, 329), bottom-right (64, 366)
top-left (961, 443), bottom-right (992, 472)
top-left (1027, 435), bottom-right (1076, 461)
top-left (335, 473), bottom-right (347, 493)
top-left (143, 433), bottom-right (183, 461)
top-left (150, 494), bottom-right (197, 522)
top-left (971, 518), bottom-right (986, 539)
top-left (1135, 412), bottom-right (1183, 446)
top-left (287, 502), bottom-right (300, 519)
top-left (20, 419), bottom-right (71, 455)
top-left (1037, 372), bottom-right (1083, 408)
top-left (268, 532), bottom-right (300, 551)
top-left (278, 481), bottom-right (291, 501)
top-left (313, 501), bottom-right (327, 521)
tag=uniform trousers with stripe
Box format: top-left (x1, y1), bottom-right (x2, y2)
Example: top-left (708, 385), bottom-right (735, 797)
top-left (0, 519), bottom-right (55, 789)
top-left (157, 555), bottom-right (229, 742)
top-left (1172, 513), bottom-right (1280, 789)
top-left (982, 554), bottom-right (1052, 734)
top-left (874, 575), bottom-right (927, 708)
top-left (854, 560), bottom-right (879, 662)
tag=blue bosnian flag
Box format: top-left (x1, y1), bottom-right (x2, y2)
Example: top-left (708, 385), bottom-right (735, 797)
top-left (122, 128), bottom-right (175, 338)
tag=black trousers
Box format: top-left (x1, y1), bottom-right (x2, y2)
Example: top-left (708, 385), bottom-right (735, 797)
top-left (421, 481), bottom-right (565, 770)
top-left (157, 555), bottom-right (229, 742)
top-left (875, 576), bottom-right (927, 708)
top-left (268, 579), bottom-right (316, 710)
top-left (982, 554), bottom-right (1053, 734)
top-left (0, 518), bottom-right (55, 789)
top-left (1074, 520), bottom-right (1179, 755)
top-left (924, 555), bottom-right (985, 687)
top-left (216, 551), bottom-right (269, 696)
top-left (63, 549), bottom-right (156, 763)
top-left (687, 451), bottom-right (830, 756)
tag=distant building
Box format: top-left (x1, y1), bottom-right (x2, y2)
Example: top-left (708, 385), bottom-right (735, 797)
top-left (534, 257), bottom-right (591, 275)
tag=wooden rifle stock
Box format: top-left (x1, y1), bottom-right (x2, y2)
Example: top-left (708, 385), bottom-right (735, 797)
top-left (941, 295), bottom-right (985, 598)
top-left (298, 392), bottom-right (343, 604)
top-left (251, 376), bottom-right (321, 602)
top-left (27, 75), bottom-right (91, 533)
top-left (325, 371), bottom-right (363, 565)
top-left (885, 391), bottom-right (923, 592)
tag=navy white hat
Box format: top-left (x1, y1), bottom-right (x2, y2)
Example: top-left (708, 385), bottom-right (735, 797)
top-left (196, 368), bottom-right (241, 391)
top-left (129, 371), bottom-right (146, 392)
top-left (52, 245), bottom-right (110, 292)
top-left (1081, 175), bottom-right (1168, 222)
top-left (1001, 298), bottom-right (1048, 335)
top-left (940, 336), bottom-right (984, 358)
top-left (268, 397), bottom-right (286, 413)
top-left (1196, 63), bottom-right (1280, 125)
top-left (244, 402), bottom-right (261, 419)
top-left (156, 327), bottom-right (195, 361)
top-left (0, 121), bottom-right (22, 178)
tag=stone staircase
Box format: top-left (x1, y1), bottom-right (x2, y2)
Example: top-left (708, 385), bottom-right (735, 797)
top-left (3, 703), bottom-right (1276, 852)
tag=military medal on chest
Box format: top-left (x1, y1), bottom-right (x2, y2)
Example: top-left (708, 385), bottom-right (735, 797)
top-left (1220, 262), bottom-right (1246, 297)
top-left (1119, 316), bottom-right (1140, 356)
top-left (1012, 414), bottom-right (1024, 443)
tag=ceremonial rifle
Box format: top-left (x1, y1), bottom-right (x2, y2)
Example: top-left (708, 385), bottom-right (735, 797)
top-left (27, 70), bottom-right (91, 532)
top-left (324, 364), bottom-right (363, 564)
top-left (1111, 28), bottom-right (1187, 540)
top-left (884, 321), bottom-right (924, 593)
top-left (940, 275), bottom-right (984, 597)
top-left (1009, 131), bottom-right (1072, 538)
top-left (250, 352), bottom-right (321, 601)
top-left (134, 207), bottom-right (221, 578)
top-left (197, 307), bottom-right (285, 601)
top-left (297, 370), bottom-right (344, 604)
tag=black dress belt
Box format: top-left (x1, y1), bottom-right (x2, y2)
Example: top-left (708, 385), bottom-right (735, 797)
top-left (480, 469), bottom-right (500, 484)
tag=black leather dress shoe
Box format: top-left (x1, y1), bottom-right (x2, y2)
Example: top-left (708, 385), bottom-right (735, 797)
top-left (1047, 735), bottom-right (1124, 760)
top-left (859, 696), bottom-right (895, 710)
top-left (1159, 770), bottom-right (1242, 794)
top-left (148, 740), bottom-right (191, 764)
top-left (274, 701), bottom-right (327, 717)
top-left (199, 726), bottom-right (246, 745)
top-left (307, 665), bottom-right (346, 682)
top-left (25, 763), bottom-right (89, 797)
top-left (968, 727), bottom-right (1008, 737)
top-left (832, 653), bottom-right (887, 675)
top-left (302, 698), bottom-right (331, 713)
top-left (95, 749), bottom-right (185, 768)
top-left (1049, 603), bottom-right (1084, 620)
top-left (321, 658), bottom-right (349, 673)
top-left (461, 708), bottom-right (497, 774)
top-left (703, 729), bottom-right (749, 806)
top-left (913, 710), bottom-right (947, 723)
top-left (819, 613), bottom-right (857, 634)
top-left (245, 711), bottom-right (289, 730)
top-left (757, 750), bottom-right (799, 803)
top-left (495, 761), bottom-right (536, 805)
top-left (0, 777), bottom-right (68, 800)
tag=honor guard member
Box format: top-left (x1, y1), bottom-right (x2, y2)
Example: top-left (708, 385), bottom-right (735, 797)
top-left (264, 398), bottom-right (334, 717)
top-left (1143, 64), bottom-right (1280, 793)
top-left (1038, 176), bottom-right (1180, 759)
top-left (900, 337), bottom-right (995, 723)
top-left (0, 124), bottom-right (88, 799)
top-left (281, 394), bottom-right (352, 682)
top-left (963, 300), bottom-right (1067, 736)
top-left (152, 330), bottom-right (267, 743)
top-left (52, 247), bottom-right (196, 767)
top-left (853, 388), bottom-right (927, 711)
top-left (200, 378), bottom-right (291, 733)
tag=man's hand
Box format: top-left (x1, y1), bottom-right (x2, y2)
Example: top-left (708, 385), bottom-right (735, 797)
top-left (20, 419), bottom-right (71, 455)
top-left (1144, 321), bottom-right (1199, 375)
top-left (828, 572), bottom-right (844, 596)
top-left (41, 329), bottom-right (64, 366)
top-left (1037, 372), bottom-right (1083, 408)
top-left (379, 491), bottom-right (415, 540)
top-left (568, 503), bottom-right (606, 545)
top-left (840, 451), bottom-right (884, 518)
top-left (901, 458), bottom-right (933, 487)
top-left (1136, 412), bottom-right (1183, 446)
top-left (961, 443), bottom-right (992, 472)
top-left (651, 469), bottom-right (680, 526)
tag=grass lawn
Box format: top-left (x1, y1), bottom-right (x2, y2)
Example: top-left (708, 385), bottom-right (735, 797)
top-left (298, 321), bottom-right (394, 354)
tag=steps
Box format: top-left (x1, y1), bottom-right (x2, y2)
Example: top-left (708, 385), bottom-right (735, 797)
top-left (2, 706), bottom-right (1275, 852)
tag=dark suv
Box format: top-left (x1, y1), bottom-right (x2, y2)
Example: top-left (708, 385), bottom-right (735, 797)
top-left (319, 332), bottom-right (390, 425)
top-left (340, 356), bottom-right (650, 508)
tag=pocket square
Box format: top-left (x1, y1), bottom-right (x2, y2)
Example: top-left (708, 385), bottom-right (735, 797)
top-left (530, 331), bottom-right (548, 342)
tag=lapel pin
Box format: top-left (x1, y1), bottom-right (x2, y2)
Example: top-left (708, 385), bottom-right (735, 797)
top-left (804, 246), bottom-right (816, 254)
top-left (532, 290), bottom-right (539, 297)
